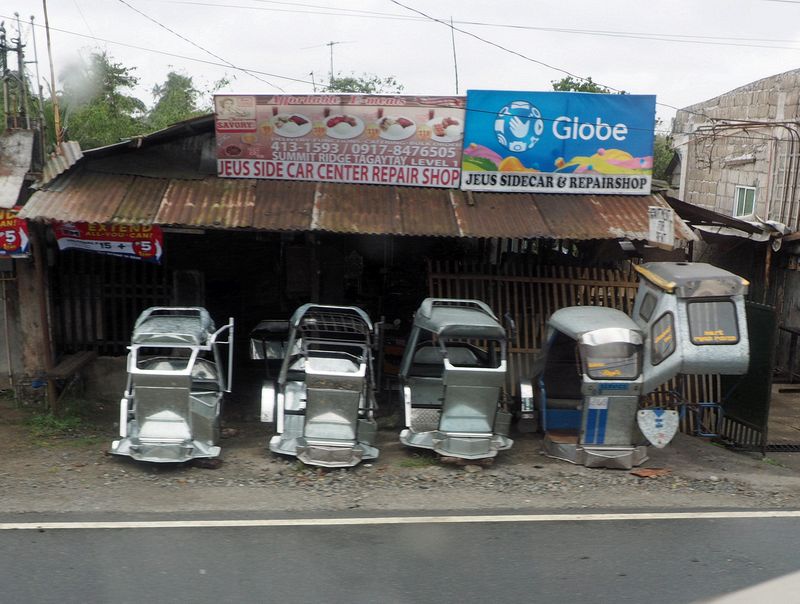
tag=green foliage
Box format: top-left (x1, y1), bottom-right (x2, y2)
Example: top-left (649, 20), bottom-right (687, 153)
top-left (147, 71), bottom-right (204, 131)
top-left (652, 133), bottom-right (674, 181)
top-left (327, 72), bottom-right (403, 94)
top-left (60, 51), bottom-right (146, 148)
top-left (551, 76), bottom-right (621, 94)
top-left (25, 413), bottom-right (84, 438)
top-left (397, 453), bottom-right (439, 468)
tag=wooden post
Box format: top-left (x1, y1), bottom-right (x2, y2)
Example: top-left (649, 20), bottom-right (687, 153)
top-left (17, 224), bottom-right (56, 410)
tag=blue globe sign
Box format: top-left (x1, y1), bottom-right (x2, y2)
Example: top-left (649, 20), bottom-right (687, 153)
top-left (494, 100), bottom-right (545, 153)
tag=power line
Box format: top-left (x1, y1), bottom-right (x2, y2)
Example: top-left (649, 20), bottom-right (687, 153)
top-left (144, 0), bottom-right (800, 51)
top-left (116, 0), bottom-right (285, 91)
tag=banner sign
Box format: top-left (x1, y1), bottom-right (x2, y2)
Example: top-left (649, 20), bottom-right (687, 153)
top-left (648, 206), bottom-right (675, 249)
top-left (460, 90), bottom-right (656, 195)
top-left (214, 94), bottom-right (465, 188)
top-left (53, 222), bottom-right (163, 263)
top-left (0, 207), bottom-right (30, 257)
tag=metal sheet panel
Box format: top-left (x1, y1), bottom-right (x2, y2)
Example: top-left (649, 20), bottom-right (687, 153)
top-left (534, 193), bottom-right (695, 241)
top-left (396, 188), bottom-right (459, 237)
top-left (252, 180), bottom-right (315, 232)
top-left (0, 130), bottom-right (34, 208)
top-left (453, 191), bottom-right (550, 239)
top-left (19, 163), bottom-right (695, 242)
top-left (155, 178), bottom-right (255, 228)
top-left (112, 177), bottom-right (170, 224)
top-left (19, 170), bottom-right (134, 222)
top-left (313, 183), bottom-right (399, 234)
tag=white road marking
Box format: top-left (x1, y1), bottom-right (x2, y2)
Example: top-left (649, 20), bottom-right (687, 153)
top-left (2, 510), bottom-right (800, 530)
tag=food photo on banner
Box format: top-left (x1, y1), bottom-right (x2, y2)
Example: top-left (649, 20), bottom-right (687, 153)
top-left (52, 222), bottom-right (164, 263)
top-left (0, 208), bottom-right (30, 257)
top-left (214, 94), bottom-right (466, 188)
top-left (460, 90), bottom-right (656, 195)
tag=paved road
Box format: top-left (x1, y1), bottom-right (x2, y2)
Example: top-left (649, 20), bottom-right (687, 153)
top-left (1, 510), bottom-right (799, 604)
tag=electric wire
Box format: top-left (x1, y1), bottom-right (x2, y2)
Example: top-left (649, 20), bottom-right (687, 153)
top-left (145, 0), bottom-right (800, 50)
top-left (5, 9), bottom-right (793, 143)
top-left (116, 0), bottom-right (285, 91)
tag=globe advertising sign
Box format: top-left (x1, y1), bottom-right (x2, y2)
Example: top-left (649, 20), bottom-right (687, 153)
top-left (461, 90), bottom-right (656, 195)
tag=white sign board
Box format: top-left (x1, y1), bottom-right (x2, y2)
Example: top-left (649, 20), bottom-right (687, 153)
top-left (648, 206), bottom-right (675, 249)
top-left (637, 409), bottom-right (680, 448)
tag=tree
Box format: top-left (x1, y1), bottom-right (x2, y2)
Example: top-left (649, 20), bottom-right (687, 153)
top-left (147, 71), bottom-right (203, 131)
top-left (551, 76), bottom-right (621, 94)
top-left (652, 133), bottom-right (674, 182)
top-left (60, 52), bottom-right (146, 148)
top-left (326, 72), bottom-right (403, 94)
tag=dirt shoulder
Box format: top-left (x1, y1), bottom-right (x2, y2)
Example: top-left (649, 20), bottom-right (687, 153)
top-left (2, 397), bottom-right (800, 516)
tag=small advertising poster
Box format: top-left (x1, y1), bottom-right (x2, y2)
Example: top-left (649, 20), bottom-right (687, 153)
top-left (648, 206), bottom-right (675, 249)
top-left (461, 90), bottom-right (656, 195)
top-left (53, 222), bottom-right (163, 263)
top-left (214, 94), bottom-right (465, 188)
top-left (0, 207), bottom-right (30, 257)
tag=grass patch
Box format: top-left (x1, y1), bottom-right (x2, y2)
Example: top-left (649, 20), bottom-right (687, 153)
top-left (763, 457), bottom-right (786, 468)
top-left (398, 454), bottom-right (439, 468)
top-left (25, 413), bottom-right (84, 438)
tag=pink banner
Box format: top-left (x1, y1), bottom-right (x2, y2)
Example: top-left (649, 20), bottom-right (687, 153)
top-left (215, 94), bottom-right (465, 188)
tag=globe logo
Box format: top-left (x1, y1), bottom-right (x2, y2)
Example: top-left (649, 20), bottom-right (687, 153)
top-left (494, 101), bottom-right (545, 152)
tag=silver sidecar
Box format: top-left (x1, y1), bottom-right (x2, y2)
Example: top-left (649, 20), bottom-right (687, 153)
top-left (521, 261), bottom-right (750, 469)
top-left (399, 298), bottom-right (513, 460)
top-left (111, 307), bottom-right (234, 463)
top-left (259, 304), bottom-right (378, 468)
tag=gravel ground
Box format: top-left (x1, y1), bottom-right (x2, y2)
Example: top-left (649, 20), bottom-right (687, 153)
top-left (3, 397), bottom-right (800, 516)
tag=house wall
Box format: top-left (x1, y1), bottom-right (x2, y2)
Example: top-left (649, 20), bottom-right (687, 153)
top-left (673, 69), bottom-right (800, 226)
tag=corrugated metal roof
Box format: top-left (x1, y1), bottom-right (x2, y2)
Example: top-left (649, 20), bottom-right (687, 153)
top-left (534, 193), bottom-right (694, 241)
top-left (0, 130), bottom-right (34, 209)
top-left (39, 141), bottom-right (83, 187)
top-left (453, 191), bottom-right (549, 239)
top-left (19, 170), bottom-right (134, 223)
top-left (252, 180), bottom-right (316, 231)
top-left (156, 178), bottom-right (256, 228)
top-left (20, 170), bottom-right (695, 242)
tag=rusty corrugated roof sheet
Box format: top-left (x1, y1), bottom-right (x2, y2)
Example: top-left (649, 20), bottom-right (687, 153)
top-left (252, 180), bottom-right (316, 231)
top-left (0, 130), bottom-right (34, 209)
top-left (533, 193), bottom-right (694, 241)
top-left (19, 170), bottom-right (135, 223)
top-left (20, 169), bottom-right (695, 241)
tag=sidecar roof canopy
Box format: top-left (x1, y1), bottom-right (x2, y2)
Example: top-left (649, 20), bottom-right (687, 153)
top-left (414, 298), bottom-right (505, 339)
top-left (132, 307), bottom-right (215, 346)
top-left (634, 262), bottom-right (749, 298)
top-left (549, 306), bottom-right (641, 342)
top-left (291, 304), bottom-right (373, 342)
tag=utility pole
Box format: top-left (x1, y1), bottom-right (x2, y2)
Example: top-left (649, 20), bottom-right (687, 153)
top-left (42, 0), bottom-right (62, 144)
top-left (326, 41), bottom-right (340, 87)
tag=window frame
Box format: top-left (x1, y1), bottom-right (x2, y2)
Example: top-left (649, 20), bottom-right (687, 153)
top-left (651, 311), bottom-right (676, 366)
top-left (733, 185), bottom-right (756, 218)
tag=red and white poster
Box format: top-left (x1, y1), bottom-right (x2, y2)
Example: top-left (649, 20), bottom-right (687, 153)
top-left (53, 222), bottom-right (163, 263)
top-left (214, 94), bottom-right (465, 188)
top-left (0, 207), bottom-right (30, 257)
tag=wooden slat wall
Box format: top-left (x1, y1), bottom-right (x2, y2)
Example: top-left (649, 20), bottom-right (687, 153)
top-left (427, 259), bottom-right (721, 411)
top-left (51, 251), bottom-right (171, 357)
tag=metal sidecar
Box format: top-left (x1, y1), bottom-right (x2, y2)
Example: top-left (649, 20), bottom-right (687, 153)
top-left (111, 307), bottom-right (234, 463)
top-left (259, 304), bottom-right (379, 468)
top-left (521, 261), bottom-right (750, 469)
top-left (399, 298), bottom-right (513, 460)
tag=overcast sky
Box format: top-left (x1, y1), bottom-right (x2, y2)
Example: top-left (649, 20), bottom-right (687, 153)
top-left (6, 0), bottom-right (800, 132)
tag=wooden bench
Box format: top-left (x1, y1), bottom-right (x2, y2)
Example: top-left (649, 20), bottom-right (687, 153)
top-left (46, 351), bottom-right (98, 408)
top-left (47, 351), bottom-right (97, 381)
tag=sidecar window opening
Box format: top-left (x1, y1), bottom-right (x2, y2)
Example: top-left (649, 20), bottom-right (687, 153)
top-left (441, 337), bottom-right (501, 369)
top-left (135, 347), bottom-right (194, 372)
